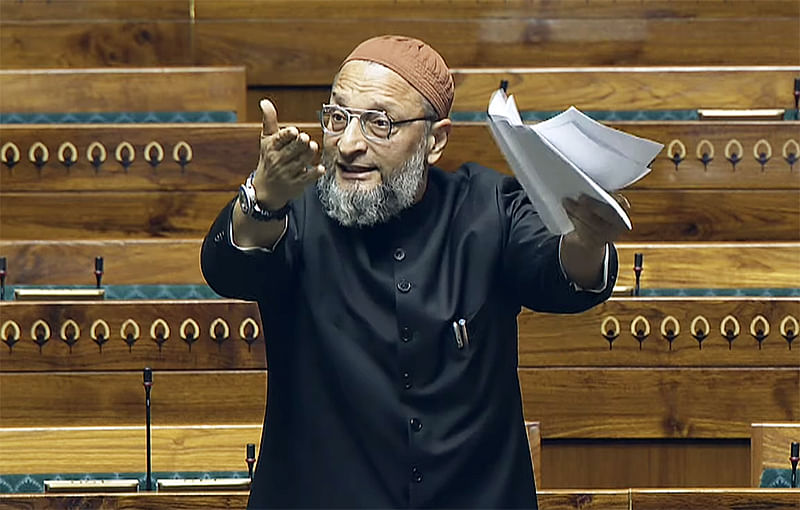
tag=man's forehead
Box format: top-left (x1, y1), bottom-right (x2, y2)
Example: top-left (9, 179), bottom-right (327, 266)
top-left (332, 61), bottom-right (422, 111)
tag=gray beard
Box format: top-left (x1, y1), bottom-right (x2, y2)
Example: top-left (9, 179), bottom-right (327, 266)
top-left (316, 141), bottom-right (427, 228)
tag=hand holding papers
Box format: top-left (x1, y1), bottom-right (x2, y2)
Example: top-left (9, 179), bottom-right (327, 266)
top-left (487, 88), bottom-right (664, 235)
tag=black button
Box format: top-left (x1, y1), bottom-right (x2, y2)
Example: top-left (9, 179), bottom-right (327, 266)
top-left (393, 248), bottom-right (406, 261)
top-left (402, 372), bottom-right (410, 379)
top-left (404, 381), bottom-right (413, 390)
top-left (409, 418), bottom-right (423, 432)
top-left (397, 280), bottom-right (411, 293)
top-left (400, 327), bottom-right (412, 342)
top-left (411, 467), bottom-right (423, 483)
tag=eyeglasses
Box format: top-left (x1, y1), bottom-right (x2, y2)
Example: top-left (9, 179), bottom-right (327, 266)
top-left (319, 104), bottom-right (434, 141)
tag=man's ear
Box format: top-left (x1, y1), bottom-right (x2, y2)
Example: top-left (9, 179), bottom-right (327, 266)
top-left (426, 118), bottom-right (452, 166)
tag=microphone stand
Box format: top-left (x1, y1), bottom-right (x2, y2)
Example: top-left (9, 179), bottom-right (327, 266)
top-left (143, 367), bottom-right (153, 491)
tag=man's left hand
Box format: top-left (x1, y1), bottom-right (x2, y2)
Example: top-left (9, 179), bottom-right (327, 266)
top-left (560, 193), bottom-right (630, 289)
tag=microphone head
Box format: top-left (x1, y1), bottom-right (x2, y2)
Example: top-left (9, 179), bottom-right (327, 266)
top-left (247, 443), bottom-right (256, 458)
top-left (95, 256), bottom-right (104, 272)
top-left (634, 253), bottom-right (643, 268)
top-left (792, 441), bottom-right (799, 458)
top-left (143, 367), bottom-right (153, 384)
top-left (0, 257), bottom-right (6, 272)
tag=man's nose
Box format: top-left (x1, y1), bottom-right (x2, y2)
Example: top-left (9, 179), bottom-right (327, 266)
top-left (337, 116), bottom-right (368, 156)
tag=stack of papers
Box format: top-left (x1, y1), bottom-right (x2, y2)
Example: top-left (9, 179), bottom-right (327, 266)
top-left (487, 89), bottom-right (664, 235)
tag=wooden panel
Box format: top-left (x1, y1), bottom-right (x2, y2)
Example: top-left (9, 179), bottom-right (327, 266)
top-left (541, 439), bottom-right (749, 488)
top-left (538, 490), bottom-right (629, 510)
top-left (1, 239), bottom-right (797, 289)
top-left (2, 298), bottom-right (796, 371)
top-left (0, 23), bottom-right (192, 69)
top-left (0, 240), bottom-right (205, 286)
top-left (3, 189), bottom-right (797, 241)
top-left (2, 367), bottom-right (796, 438)
top-left (195, 1), bottom-right (800, 20)
top-left (0, 0), bottom-right (190, 21)
top-left (631, 489), bottom-right (800, 510)
top-left (0, 490), bottom-right (795, 510)
top-left (0, 300), bottom-right (266, 371)
top-left (451, 68), bottom-right (800, 111)
top-left (1, 122), bottom-right (797, 192)
top-left (246, 87), bottom-right (331, 123)
top-left (0, 191), bottom-right (233, 240)
top-left (0, 424), bottom-right (262, 474)
top-left (614, 242), bottom-right (800, 289)
top-left (193, 22), bottom-right (799, 86)
top-left (0, 371), bottom-right (267, 428)
top-left (0, 68), bottom-right (247, 121)
top-left (750, 422), bottom-right (800, 486)
top-left (519, 298), bottom-right (800, 367)
top-left (520, 368), bottom-right (800, 439)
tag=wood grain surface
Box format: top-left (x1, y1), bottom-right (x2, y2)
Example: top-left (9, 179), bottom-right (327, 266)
top-left (0, 300), bottom-right (265, 371)
top-left (451, 68), bottom-right (800, 111)
top-left (2, 298), bottom-right (797, 371)
top-left (0, 490), bottom-right (796, 510)
top-left (0, 370), bottom-right (267, 428)
top-left (0, 424), bottom-right (262, 474)
top-left (1, 240), bottom-right (797, 289)
top-left (0, 68), bottom-right (247, 120)
top-left (3, 189), bottom-right (797, 241)
top-left (750, 422), bottom-right (800, 486)
top-left (2, 1), bottom-right (797, 85)
top-left (2, 122), bottom-right (797, 191)
top-left (1, 368), bottom-right (795, 439)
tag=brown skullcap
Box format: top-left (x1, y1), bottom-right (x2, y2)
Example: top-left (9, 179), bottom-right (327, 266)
top-left (341, 35), bottom-right (454, 119)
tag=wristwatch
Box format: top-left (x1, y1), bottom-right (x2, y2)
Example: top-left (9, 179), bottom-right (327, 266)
top-left (238, 171), bottom-right (291, 221)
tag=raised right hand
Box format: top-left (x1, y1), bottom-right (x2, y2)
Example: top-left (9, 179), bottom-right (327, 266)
top-left (252, 99), bottom-right (325, 209)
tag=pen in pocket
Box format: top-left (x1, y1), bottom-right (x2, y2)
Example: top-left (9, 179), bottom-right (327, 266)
top-left (457, 318), bottom-right (470, 348)
top-left (452, 320), bottom-right (464, 349)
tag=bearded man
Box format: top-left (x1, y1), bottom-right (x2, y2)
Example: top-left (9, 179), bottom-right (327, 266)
top-left (201, 35), bottom-right (625, 509)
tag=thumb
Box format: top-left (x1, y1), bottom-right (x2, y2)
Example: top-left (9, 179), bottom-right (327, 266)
top-left (260, 98), bottom-right (279, 137)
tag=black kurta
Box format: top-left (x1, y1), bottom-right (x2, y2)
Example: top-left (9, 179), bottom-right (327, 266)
top-left (201, 163), bottom-right (618, 509)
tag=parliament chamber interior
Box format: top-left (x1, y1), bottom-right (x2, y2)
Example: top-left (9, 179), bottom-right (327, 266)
top-left (0, 0), bottom-right (798, 508)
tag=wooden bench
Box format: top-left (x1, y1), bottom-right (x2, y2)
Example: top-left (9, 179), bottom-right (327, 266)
top-left (1, 121), bottom-right (797, 240)
top-left (1, 489), bottom-right (797, 510)
top-left (751, 422), bottom-right (800, 486)
top-left (1, 297), bottom-right (797, 488)
top-left (1, 239), bottom-right (798, 290)
top-left (2, 0), bottom-right (797, 121)
top-left (0, 67), bottom-right (248, 122)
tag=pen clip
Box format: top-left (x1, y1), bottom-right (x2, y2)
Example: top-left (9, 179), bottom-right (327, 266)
top-left (458, 318), bottom-right (470, 348)
top-left (452, 321), bottom-right (464, 349)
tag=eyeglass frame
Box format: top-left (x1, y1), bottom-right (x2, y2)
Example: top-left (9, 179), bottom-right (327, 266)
top-left (318, 103), bottom-right (436, 141)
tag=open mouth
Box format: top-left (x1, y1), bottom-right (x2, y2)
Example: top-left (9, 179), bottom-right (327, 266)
top-left (338, 163), bottom-right (378, 180)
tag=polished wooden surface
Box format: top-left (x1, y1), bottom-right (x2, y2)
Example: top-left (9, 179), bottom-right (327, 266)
top-left (1, 367), bottom-right (795, 439)
top-left (542, 439), bottom-right (749, 488)
top-left (1, 240), bottom-right (797, 289)
top-left (451, 67), bottom-right (800, 111)
top-left (1, 298), bottom-right (797, 371)
top-left (0, 371), bottom-right (267, 428)
top-left (2, 188), bottom-right (797, 241)
top-left (2, 122), bottom-right (798, 191)
top-left (0, 489), bottom-right (797, 509)
top-left (0, 68), bottom-right (247, 121)
top-left (2, 1), bottom-right (797, 86)
top-left (0, 300), bottom-right (266, 371)
top-left (0, 424), bottom-right (262, 474)
top-left (750, 422), bottom-right (800, 486)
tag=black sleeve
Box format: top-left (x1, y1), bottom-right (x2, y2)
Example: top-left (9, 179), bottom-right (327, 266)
top-left (499, 177), bottom-right (618, 313)
top-left (200, 198), bottom-right (299, 303)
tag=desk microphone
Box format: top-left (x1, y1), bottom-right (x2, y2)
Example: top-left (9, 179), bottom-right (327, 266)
top-left (0, 257), bottom-right (6, 300)
top-left (246, 443), bottom-right (256, 480)
top-left (633, 253), bottom-right (643, 297)
top-left (791, 441), bottom-right (799, 488)
top-left (94, 256), bottom-right (104, 289)
top-left (794, 78), bottom-right (799, 120)
top-left (143, 367), bottom-right (153, 491)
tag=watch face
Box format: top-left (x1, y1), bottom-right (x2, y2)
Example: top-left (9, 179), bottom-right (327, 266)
top-left (238, 184), bottom-right (252, 214)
